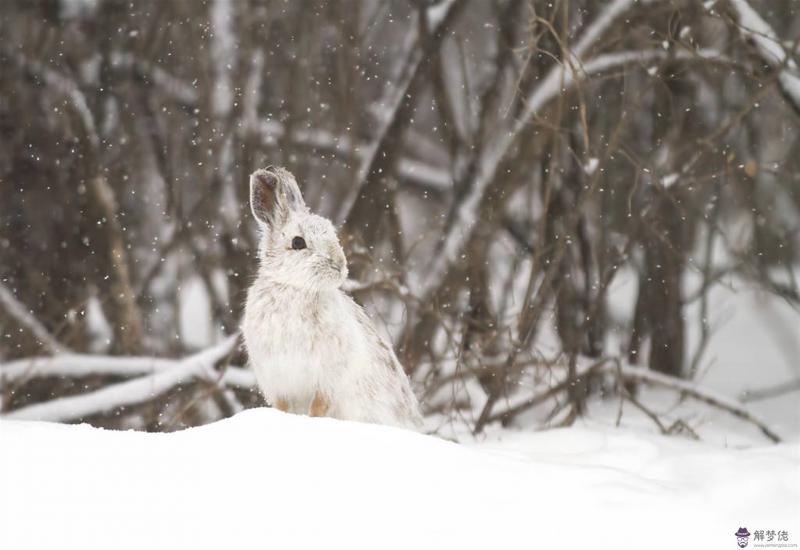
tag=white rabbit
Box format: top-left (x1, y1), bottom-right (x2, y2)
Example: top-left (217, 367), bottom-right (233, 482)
top-left (242, 166), bottom-right (423, 430)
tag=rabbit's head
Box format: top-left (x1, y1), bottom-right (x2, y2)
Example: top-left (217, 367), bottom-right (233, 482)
top-left (249, 166), bottom-right (348, 290)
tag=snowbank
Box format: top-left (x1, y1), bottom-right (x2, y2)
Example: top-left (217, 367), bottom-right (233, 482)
top-left (2, 409), bottom-right (798, 549)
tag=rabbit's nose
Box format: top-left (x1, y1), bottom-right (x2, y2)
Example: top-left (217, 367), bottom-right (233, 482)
top-left (326, 244), bottom-right (347, 271)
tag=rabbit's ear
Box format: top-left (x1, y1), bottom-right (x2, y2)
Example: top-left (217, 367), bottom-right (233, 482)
top-left (249, 167), bottom-right (307, 228)
top-left (273, 167), bottom-right (307, 214)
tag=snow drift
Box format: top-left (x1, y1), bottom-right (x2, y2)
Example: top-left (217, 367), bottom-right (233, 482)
top-left (2, 409), bottom-right (798, 549)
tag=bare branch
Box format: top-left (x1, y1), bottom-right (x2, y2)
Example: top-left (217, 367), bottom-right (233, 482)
top-left (492, 357), bottom-right (783, 442)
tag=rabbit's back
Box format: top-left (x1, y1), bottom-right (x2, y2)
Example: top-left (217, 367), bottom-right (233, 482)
top-left (335, 299), bottom-right (423, 428)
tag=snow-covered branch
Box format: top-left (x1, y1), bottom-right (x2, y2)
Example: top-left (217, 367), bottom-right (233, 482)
top-left (0, 284), bottom-right (70, 355)
top-left (526, 47), bottom-right (729, 120)
top-left (2, 335), bottom-right (244, 422)
top-left (726, 0), bottom-right (800, 113)
top-left (1, 354), bottom-right (176, 384)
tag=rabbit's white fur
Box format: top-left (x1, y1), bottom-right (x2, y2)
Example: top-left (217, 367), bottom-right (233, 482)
top-left (242, 167), bottom-right (422, 429)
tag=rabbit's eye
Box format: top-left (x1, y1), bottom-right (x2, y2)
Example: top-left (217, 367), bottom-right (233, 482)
top-left (291, 236), bottom-right (307, 250)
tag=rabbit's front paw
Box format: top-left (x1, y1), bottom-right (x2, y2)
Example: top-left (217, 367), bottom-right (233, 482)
top-left (273, 398), bottom-right (289, 412)
top-left (309, 392), bottom-right (329, 417)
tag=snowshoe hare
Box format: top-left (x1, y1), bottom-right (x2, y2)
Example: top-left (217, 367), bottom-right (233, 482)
top-left (243, 166), bottom-right (423, 430)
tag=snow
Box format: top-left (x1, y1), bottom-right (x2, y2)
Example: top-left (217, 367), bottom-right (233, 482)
top-left (1, 408), bottom-right (797, 550)
top-left (661, 172), bottom-right (678, 188)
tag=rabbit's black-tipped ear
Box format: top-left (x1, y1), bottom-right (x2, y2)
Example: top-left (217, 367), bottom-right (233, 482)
top-left (249, 167), bottom-right (307, 228)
